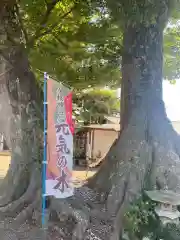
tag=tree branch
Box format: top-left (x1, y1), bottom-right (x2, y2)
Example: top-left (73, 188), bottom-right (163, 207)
top-left (0, 0), bottom-right (16, 9)
top-left (40, 0), bottom-right (62, 28)
top-left (28, 2), bottom-right (78, 46)
top-left (14, 3), bottom-right (28, 44)
top-left (52, 33), bottom-right (69, 49)
top-left (27, 0), bottom-right (62, 46)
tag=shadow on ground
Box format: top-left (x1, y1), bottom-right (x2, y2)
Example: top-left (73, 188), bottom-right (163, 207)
top-left (0, 152), bottom-right (98, 239)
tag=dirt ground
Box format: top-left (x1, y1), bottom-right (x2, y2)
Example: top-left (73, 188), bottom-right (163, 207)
top-left (0, 152), bottom-right (96, 183)
top-left (0, 152), bottom-right (11, 179)
top-left (0, 152), bottom-right (98, 239)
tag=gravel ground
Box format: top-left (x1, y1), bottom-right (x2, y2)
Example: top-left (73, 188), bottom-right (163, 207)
top-left (0, 154), bottom-right (97, 239)
top-left (0, 217), bottom-right (64, 240)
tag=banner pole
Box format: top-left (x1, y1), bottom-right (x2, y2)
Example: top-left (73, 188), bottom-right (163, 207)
top-left (42, 72), bottom-right (47, 228)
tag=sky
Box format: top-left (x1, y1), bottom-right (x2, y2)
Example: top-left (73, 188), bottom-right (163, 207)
top-left (117, 80), bottom-right (180, 122)
top-left (163, 80), bottom-right (180, 121)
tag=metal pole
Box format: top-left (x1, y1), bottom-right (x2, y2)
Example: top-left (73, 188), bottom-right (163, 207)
top-left (42, 72), bottom-right (47, 228)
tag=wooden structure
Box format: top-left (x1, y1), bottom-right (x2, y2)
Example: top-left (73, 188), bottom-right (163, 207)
top-left (74, 124), bottom-right (120, 166)
top-left (0, 134), bottom-right (9, 151)
top-left (0, 134), bottom-right (3, 151)
top-left (74, 128), bottom-right (87, 166)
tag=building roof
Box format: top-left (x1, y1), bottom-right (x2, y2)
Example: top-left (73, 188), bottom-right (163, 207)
top-left (76, 121), bottom-right (180, 134)
top-left (84, 124), bottom-right (120, 132)
top-left (104, 116), bottom-right (120, 124)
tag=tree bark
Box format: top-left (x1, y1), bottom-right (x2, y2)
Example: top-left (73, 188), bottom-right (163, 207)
top-left (87, 22), bottom-right (180, 238)
top-left (0, 3), bottom-right (42, 211)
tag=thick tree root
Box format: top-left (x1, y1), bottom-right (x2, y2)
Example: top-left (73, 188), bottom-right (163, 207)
top-left (0, 117), bottom-right (180, 239)
top-left (1, 139), bottom-right (180, 239)
top-left (0, 158), bottom-right (32, 206)
top-left (0, 164), bottom-right (39, 217)
top-left (87, 111), bottom-right (180, 239)
top-left (15, 197), bottom-right (39, 224)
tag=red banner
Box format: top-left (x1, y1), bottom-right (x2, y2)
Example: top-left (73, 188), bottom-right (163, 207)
top-left (46, 79), bottom-right (74, 198)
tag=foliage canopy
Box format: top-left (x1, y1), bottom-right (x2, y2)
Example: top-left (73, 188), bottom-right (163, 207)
top-left (73, 88), bottom-right (120, 124)
top-left (2, 0), bottom-right (179, 91)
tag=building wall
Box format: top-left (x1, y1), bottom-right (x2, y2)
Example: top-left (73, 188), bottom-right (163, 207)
top-left (86, 129), bottom-right (119, 160)
top-left (86, 130), bottom-right (92, 160)
top-left (0, 91), bottom-right (12, 149)
top-left (172, 121), bottom-right (180, 134)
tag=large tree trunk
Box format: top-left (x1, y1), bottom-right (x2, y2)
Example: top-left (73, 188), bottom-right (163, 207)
top-left (0, 3), bottom-right (42, 215)
top-left (87, 22), bottom-right (180, 238)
